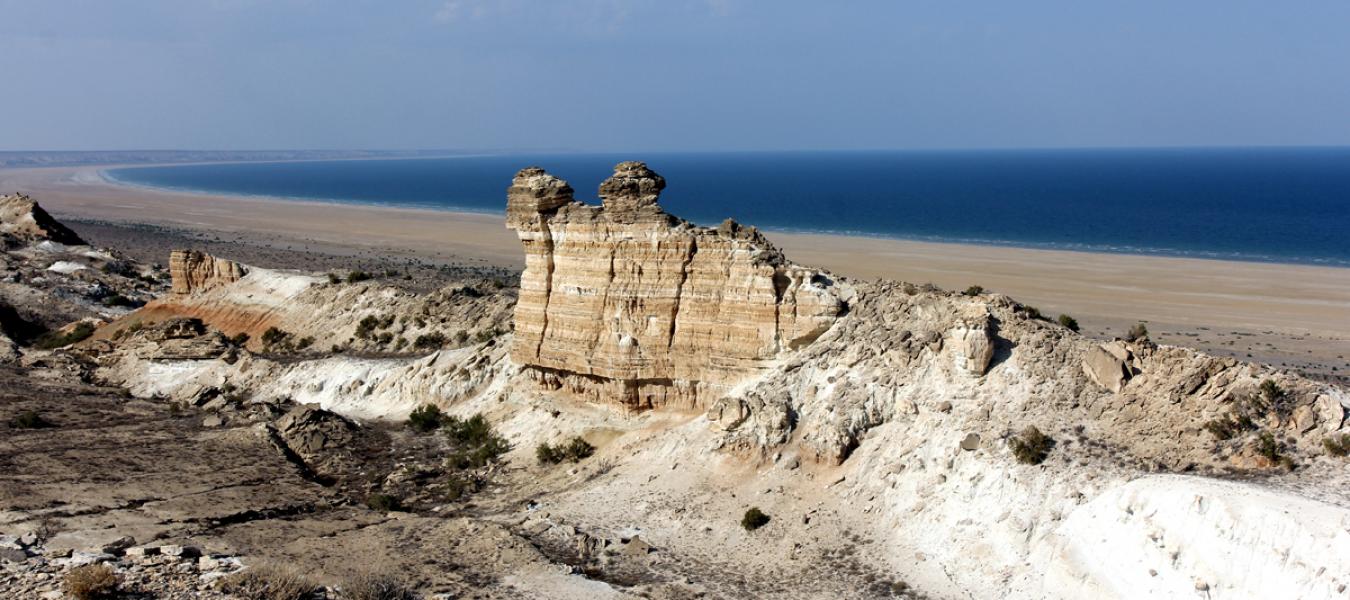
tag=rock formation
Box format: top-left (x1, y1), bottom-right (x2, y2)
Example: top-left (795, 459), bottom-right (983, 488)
top-left (169, 250), bottom-right (246, 295)
top-left (506, 162), bottom-right (845, 409)
top-left (0, 194), bottom-right (86, 245)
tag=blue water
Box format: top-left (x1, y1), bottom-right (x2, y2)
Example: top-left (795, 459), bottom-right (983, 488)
top-left (106, 148), bottom-right (1350, 266)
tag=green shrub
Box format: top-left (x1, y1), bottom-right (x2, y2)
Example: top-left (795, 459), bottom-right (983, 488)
top-left (327, 272), bottom-right (342, 284)
top-left (407, 404), bottom-right (444, 433)
top-left (1203, 413), bottom-right (1255, 440)
top-left (1255, 432), bottom-right (1295, 470)
top-left (443, 414), bottom-right (510, 469)
top-left (1009, 426), bottom-right (1053, 465)
top-left (365, 493), bottom-right (403, 512)
top-left (413, 332), bottom-right (447, 350)
top-left (962, 285), bottom-right (984, 297)
top-left (64, 563), bottom-right (119, 600)
top-left (8, 410), bottom-right (54, 429)
top-left (537, 436), bottom-right (596, 464)
top-left (228, 332), bottom-right (250, 346)
top-left (1021, 305), bottom-right (1044, 321)
top-left (33, 321), bottom-right (96, 350)
top-left (741, 507), bottom-right (770, 531)
top-left (220, 563), bottom-right (316, 600)
top-left (101, 294), bottom-right (139, 308)
top-left (1057, 314), bottom-right (1079, 332)
top-left (1322, 434), bottom-right (1350, 458)
top-left (261, 327), bottom-right (289, 348)
top-left (347, 270), bottom-right (372, 283)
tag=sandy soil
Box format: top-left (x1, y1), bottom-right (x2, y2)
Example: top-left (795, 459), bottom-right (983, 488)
top-left (2, 164), bottom-right (1346, 382)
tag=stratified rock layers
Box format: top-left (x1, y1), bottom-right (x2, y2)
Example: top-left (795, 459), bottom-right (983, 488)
top-left (506, 162), bottom-right (844, 409)
top-left (170, 250), bottom-right (246, 295)
top-left (0, 194), bottom-right (86, 245)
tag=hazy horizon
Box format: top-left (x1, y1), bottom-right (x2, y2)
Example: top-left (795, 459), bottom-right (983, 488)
top-left (3, 1), bottom-right (1349, 152)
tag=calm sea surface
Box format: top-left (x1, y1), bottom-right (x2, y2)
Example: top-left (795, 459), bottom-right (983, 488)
top-left (106, 148), bottom-right (1350, 266)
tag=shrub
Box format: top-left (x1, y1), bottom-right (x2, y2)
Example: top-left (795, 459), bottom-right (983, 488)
top-left (1255, 432), bottom-right (1295, 470)
top-left (347, 270), bottom-right (372, 283)
top-left (443, 414), bottom-right (510, 469)
top-left (536, 436), bottom-right (596, 464)
top-left (365, 493), bottom-right (403, 512)
top-left (221, 563), bottom-right (317, 600)
top-left (413, 332), bottom-right (447, 350)
top-left (261, 327), bottom-right (289, 348)
top-left (33, 321), bottom-right (96, 350)
top-left (1009, 426), bottom-right (1053, 465)
top-left (8, 410), bottom-right (54, 429)
top-left (327, 273), bottom-right (342, 284)
top-left (228, 332), bottom-right (250, 346)
top-left (1322, 434), bottom-right (1350, 458)
top-left (1021, 305), bottom-right (1044, 321)
top-left (101, 294), bottom-right (139, 308)
top-left (1127, 322), bottom-right (1149, 342)
top-left (64, 563), bottom-right (119, 600)
top-left (962, 285), bottom-right (984, 297)
top-left (1259, 379), bottom-right (1286, 405)
top-left (1057, 314), bottom-right (1079, 332)
top-left (295, 336), bottom-right (314, 350)
top-left (1203, 413), bottom-right (1254, 440)
top-left (407, 404), bottom-right (444, 433)
top-left (741, 507), bottom-right (770, 531)
top-left (340, 571), bottom-right (417, 600)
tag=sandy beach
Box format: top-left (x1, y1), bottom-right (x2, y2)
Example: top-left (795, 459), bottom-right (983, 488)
top-left (2, 164), bottom-right (1346, 380)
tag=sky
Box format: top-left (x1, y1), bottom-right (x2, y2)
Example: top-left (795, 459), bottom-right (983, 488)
top-left (2, 0), bottom-right (1349, 152)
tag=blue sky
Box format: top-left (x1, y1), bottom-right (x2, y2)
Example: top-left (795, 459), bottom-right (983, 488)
top-left (2, 1), bottom-right (1348, 151)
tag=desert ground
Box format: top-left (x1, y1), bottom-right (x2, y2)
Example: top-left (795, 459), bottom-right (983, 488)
top-left (2, 164), bottom-right (1347, 383)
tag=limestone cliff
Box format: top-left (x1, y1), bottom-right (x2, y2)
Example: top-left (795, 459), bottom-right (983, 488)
top-left (169, 250), bottom-right (246, 295)
top-left (506, 162), bottom-right (845, 409)
top-left (0, 194), bottom-right (85, 245)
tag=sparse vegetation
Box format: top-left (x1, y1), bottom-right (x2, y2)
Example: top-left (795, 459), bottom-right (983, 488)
top-left (741, 507), bottom-right (770, 531)
top-left (413, 332), bottom-right (448, 350)
top-left (228, 332), bottom-right (250, 346)
top-left (1009, 426), bottom-right (1053, 465)
top-left (1021, 305), bottom-right (1044, 320)
top-left (407, 404), bottom-right (444, 432)
top-left (221, 563), bottom-right (317, 600)
top-left (365, 492), bottom-right (403, 512)
top-left (8, 410), bottom-right (54, 429)
top-left (1203, 413), bottom-right (1255, 440)
top-left (261, 326), bottom-right (290, 348)
top-left (33, 321), bottom-right (96, 349)
top-left (64, 563), bottom-right (120, 600)
top-left (347, 270), bottom-right (372, 283)
top-left (1322, 434), bottom-right (1350, 458)
top-left (962, 285), bottom-right (984, 296)
top-left (1127, 322), bottom-right (1149, 341)
top-left (536, 436), bottom-right (596, 464)
top-left (327, 272), bottom-right (342, 284)
top-left (101, 293), bottom-right (139, 308)
top-left (340, 571), bottom-right (417, 600)
top-left (443, 414), bottom-right (511, 469)
top-left (1057, 314), bottom-right (1079, 332)
top-left (1255, 432), bottom-right (1295, 470)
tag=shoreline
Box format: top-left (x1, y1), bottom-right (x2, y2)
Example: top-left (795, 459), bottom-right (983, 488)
top-left (1, 162), bottom-right (1348, 380)
top-left (100, 163), bottom-right (1350, 269)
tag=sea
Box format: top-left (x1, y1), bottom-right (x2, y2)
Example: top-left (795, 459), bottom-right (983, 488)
top-left (105, 148), bottom-right (1350, 267)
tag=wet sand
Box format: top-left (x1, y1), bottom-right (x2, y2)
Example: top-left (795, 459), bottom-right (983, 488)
top-left (3, 164), bottom-right (1347, 381)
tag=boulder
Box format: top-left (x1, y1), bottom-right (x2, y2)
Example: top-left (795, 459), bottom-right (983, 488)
top-left (1083, 342), bottom-right (1133, 392)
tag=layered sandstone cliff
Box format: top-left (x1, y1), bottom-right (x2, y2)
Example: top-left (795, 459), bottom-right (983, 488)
top-left (169, 249), bottom-right (246, 295)
top-left (506, 162), bottom-right (845, 409)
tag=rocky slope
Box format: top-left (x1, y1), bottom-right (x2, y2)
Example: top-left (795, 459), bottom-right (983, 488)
top-left (7, 169), bottom-right (1350, 598)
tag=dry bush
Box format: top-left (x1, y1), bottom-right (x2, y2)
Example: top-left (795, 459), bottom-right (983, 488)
top-left (1009, 426), bottom-right (1053, 465)
top-left (339, 571), bottom-right (417, 600)
top-left (220, 563), bottom-right (317, 600)
top-left (64, 563), bottom-right (119, 600)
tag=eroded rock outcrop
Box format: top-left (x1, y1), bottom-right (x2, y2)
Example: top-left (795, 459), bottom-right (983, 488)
top-left (0, 194), bottom-right (86, 245)
top-left (169, 250), bottom-right (246, 295)
top-left (506, 162), bottom-right (845, 409)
